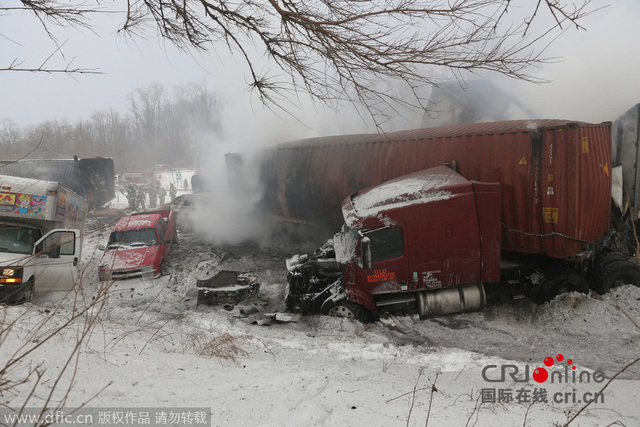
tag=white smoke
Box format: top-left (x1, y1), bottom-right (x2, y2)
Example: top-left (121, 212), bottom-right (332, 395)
top-left (184, 141), bottom-right (272, 245)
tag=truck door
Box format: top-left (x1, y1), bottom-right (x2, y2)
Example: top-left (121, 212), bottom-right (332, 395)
top-left (33, 229), bottom-right (80, 292)
top-left (407, 197), bottom-right (483, 289)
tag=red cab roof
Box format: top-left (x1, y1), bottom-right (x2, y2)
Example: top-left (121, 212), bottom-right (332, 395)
top-left (342, 166), bottom-right (471, 228)
top-left (114, 212), bottom-right (162, 231)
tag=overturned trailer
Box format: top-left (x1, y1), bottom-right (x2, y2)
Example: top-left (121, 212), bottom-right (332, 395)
top-left (612, 104), bottom-right (640, 218)
top-left (229, 112), bottom-right (640, 319)
top-left (0, 157), bottom-right (115, 210)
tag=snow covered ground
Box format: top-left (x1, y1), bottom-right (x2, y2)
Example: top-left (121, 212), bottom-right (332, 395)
top-left (1, 170), bottom-right (639, 427)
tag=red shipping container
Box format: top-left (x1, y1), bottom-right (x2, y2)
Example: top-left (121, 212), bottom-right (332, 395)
top-left (254, 120), bottom-right (612, 260)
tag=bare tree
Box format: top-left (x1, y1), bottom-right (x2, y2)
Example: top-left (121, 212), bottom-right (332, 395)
top-left (4, 0), bottom-right (597, 123)
top-left (0, 81), bottom-right (220, 171)
top-left (0, 119), bottom-right (22, 158)
top-left (89, 108), bottom-right (133, 155)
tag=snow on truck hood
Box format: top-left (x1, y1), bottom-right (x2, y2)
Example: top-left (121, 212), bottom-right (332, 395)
top-left (113, 214), bottom-right (158, 231)
top-left (99, 246), bottom-right (160, 271)
top-left (343, 166), bottom-right (468, 227)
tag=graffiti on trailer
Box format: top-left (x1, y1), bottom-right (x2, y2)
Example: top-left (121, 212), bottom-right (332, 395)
top-left (56, 192), bottom-right (67, 220)
top-left (0, 191), bottom-right (47, 216)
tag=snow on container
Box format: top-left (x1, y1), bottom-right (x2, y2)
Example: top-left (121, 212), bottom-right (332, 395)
top-left (254, 120), bottom-right (612, 260)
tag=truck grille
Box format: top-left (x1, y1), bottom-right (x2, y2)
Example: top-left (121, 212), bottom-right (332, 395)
top-left (99, 266), bottom-right (155, 281)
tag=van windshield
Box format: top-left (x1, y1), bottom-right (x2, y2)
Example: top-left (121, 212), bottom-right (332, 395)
top-left (107, 228), bottom-right (159, 249)
top-left (0, 224), bottom-right (38, 254)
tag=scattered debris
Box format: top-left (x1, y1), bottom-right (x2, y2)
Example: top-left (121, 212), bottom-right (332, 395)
top-left (196, 270), bottom-right (260, 306)
top-left (265, 312), bottom-right (301, 323)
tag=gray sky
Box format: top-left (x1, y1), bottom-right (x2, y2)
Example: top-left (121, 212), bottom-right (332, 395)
top-left (1, 1), bottom-right (639, 146)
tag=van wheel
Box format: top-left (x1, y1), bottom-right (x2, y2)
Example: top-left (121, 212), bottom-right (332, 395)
top-left (21, 280), bottom-right (34, 303)
top-left (537, 264), bottom-right (589, 303)
top-left (592, 259), bottom-right (640, 294)
top-left (322, 300), bottom-right (369, 323)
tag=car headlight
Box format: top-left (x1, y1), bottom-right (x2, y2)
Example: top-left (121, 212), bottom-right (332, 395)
top-left (3, 268), bottom-right (16, 276)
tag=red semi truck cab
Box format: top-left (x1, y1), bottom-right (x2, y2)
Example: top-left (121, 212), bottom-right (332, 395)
top-left (285, 166), bottom-right (502, 320)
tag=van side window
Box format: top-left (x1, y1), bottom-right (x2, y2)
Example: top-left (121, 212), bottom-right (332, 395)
top-left (368, 228), bottom-right (403, 263)
top-left (39, 231), bottom-right (76, 256)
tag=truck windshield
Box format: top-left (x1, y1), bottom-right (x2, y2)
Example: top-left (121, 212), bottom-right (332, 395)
top-left (108, 228), bottom-right (159, 249)
top-left (366, 227), bottom-right (403, 263)
top-left (334, 225), bottom-right (359, 263)
top-left (0, 224), bottom-right (38, 254)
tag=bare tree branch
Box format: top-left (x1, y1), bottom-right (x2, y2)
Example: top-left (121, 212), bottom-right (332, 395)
top-left (118, 0), bottom-right (596, 124)
top-left (6, 0), bottom-right (599, 125)
top-left (564, 356), bottom-right (640, 426)
top-left (1, 57), bottom-right (102, 74)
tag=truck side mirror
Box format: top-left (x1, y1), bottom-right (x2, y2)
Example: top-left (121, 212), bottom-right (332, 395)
top-left (361, 236), bottom-right (372, 270)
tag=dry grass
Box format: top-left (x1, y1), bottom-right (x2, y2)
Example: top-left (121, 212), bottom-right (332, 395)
top-left (185, 332), bottom-right (248, 362)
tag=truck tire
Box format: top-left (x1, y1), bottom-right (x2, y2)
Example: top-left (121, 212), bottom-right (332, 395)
top-left (593, 252), bottom-right (627, 271)
top-left (537, 265), bottom-right (589, 303)
top-left (588, 252), bottom-right (627, 287)
top-left (155, 261), bottom-right (166, 278)
top-left (322, 300), bottom-right (369, 323)
top-left (592, 259), bottom-right (640, 294)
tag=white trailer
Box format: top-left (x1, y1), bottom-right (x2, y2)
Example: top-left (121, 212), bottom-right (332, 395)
top-left (0, 175), bottom-right (87, 302)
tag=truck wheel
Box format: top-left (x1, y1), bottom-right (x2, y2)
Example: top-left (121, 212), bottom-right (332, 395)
top-left (323, 300), bottom-right (369, 323)
top-left (155, 261), bottom-right (166, 278)
top-left (588, 252), bottom-right (627, 288)
top-left (592, 259), bottom-right (640, 294)
top-left (537, 265), bottom-right (589, 303)
top-left (593, 252), bottom-right (627, 271)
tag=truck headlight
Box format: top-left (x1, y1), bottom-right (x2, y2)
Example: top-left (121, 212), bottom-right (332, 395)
top-left (3, 268), bottom-right (16, 276)
top-left (286, 254), bottom-right (309, 273)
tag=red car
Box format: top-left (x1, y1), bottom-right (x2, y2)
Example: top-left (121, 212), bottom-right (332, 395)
top-left (98, 210), bottom-right (177, 281)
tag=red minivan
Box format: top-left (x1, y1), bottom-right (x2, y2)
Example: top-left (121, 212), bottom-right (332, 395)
top-left (98, 210), bottom-right (177, 281)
